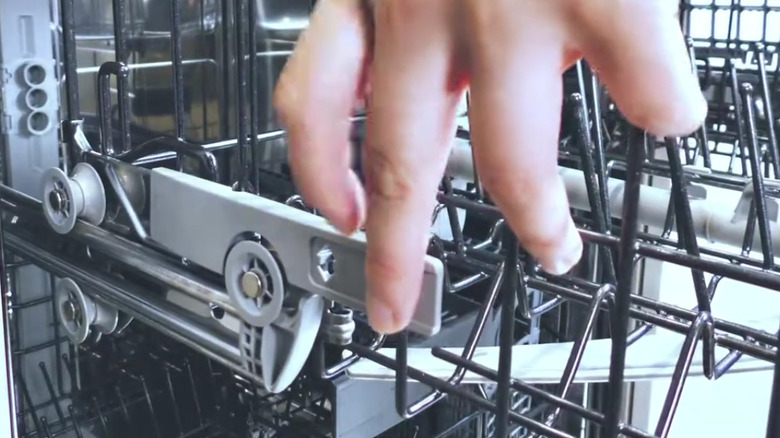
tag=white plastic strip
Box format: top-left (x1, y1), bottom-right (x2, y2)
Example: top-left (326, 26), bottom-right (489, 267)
top-left (445, 140), bottom-right (780, 255)
top-left (346, 332), bottom-right (773, 384)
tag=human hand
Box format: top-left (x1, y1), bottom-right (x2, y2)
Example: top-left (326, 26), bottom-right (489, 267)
top-left (273, 0), bottom-right (707, 334)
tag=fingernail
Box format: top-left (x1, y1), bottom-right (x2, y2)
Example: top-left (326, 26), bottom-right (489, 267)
top-left (541, 223), bottom-right (583, 276)
top-left (366, 294), bottom-right (406, 335)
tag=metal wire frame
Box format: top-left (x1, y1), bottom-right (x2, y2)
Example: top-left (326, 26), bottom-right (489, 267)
top-left (19, 0), bottom-right (780, 437)
top-left (6, 301), bottom-right (344, 438)
top-left (349, 4), bottom-right (780, 438)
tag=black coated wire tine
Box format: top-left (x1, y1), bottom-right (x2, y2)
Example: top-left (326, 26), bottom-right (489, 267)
top-left (219, 0), bottom-right (232, 139)
top-left (754, 43), bottom-right (780, 179)
top-left (742, 198), bottom-right (758, 256)
top-left (543, 284), bottom-right (614, 429)
top-left (394, 332), bottom-right (410, 418)
top-left (605, 125), bottom-right (646, 438)
top-left (630, 272), bottom-right (721, 352)
top-left (570, 93), bottom-right (617, 283)
top-left (39, 362), bottom-right (65, 422)
top-left (60, 0), bottom-right (80, 123)
top-left (714, 349), bottom-right (743, 379)
top-left (429, 236), bottom-right (454, 294)
top-left (441, 177), bottom-right (466, 252)
top-left (49, 277), bottom-right (66, 398)
top-left (115, 385), bottom-right (132, 426)
top-left (40, 416), bottom-right (52, 438)
top-left (495, 232), bottom-right (518, 438)
top-left (18, 373), bottom-right (43, 436)
top-left (575, 62), bottom-right (592, 136)
top-left (234, 0), bottom-right (250, 191)
top-left (68, 405), bottom-right (84, 438)
top-left (705, 274), bottom-right (724, 303)
top-left (97, 62), bottom-right (130, 157)
top-left (431, 348), bottom-right (658, 438)
top-left (583, 228), bottom-right (780, 291)
top-left (685, 38), bottom-right (712, 168)
top-left (438, 186), bottom-right (780, 290)
top-left (654, 312), bottom-right (714, 438)
top-left (728, 60), bottom-right (749, 176)
top-left (350, 343), bottom-right (575, 438)
top-left (589, 80), bottom-right (611, 227)
top-left (112, 0), bottom-right (131, 154)
top-left (140, 377), bottom-right (162, 438)
top-left (197, 0), bottom-right (209, 140)
top-left (248, 0), bottom-right (260, 188)
top-left (714, 5), bottom-right (737, 130)
top-left (740, 83), bottom-right (775, 269)
top-left (663, 138), bottom-right (710, 313)
top-left (394, 262), bottom-right (504, 417)
top-left (548, 270), bottom-right (778, 361)
top-left (184, 359), bottom-right (203, 426)
top-left (515, 264), bottom-right (533, 320)
top-left (165, 365), bottom-right (184, 435)
top-left (769, 325), bottom-right (780, 437)
top-left (92, 397), bottom-right (109, 435)
top-left (61, 354), bottom-right (78, 391)
top-left (171, 0), bottom-right (186, 168)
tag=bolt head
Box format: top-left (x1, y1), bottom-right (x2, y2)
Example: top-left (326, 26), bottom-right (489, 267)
top-left (62, 299), bottom-right (79, 323)
top-left (241, 270), bottom-right (263, 299)
top-left (48, 189), bottom-right (65, 212)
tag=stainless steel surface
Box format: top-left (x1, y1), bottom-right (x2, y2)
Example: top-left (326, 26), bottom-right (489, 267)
top-left (0, 184), bottom-right (239, 317)
top-left (3, 229), bottom-right (252, 382)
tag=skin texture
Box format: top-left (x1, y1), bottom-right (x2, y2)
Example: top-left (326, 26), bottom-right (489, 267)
top-left (273, 0), bottom-right (707, 334)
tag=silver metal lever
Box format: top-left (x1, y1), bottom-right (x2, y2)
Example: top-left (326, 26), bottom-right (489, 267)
top-left (149, 168), bottom-right (443, 336)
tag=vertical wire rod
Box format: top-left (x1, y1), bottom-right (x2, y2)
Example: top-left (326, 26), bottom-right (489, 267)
top-left (495, 232), bottom-right (518, 438)
top-left (604, 125), bottom-right (646, 437)
top-left (740, 83), bottom-right (775, 268)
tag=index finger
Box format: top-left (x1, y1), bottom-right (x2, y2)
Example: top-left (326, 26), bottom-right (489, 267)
top-left (273, 0), bottom-right (371, 234)
top-left (363, 1), bottom-right (466, 334)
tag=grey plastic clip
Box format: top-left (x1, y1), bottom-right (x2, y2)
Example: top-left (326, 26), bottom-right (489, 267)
top-left (733, 181), bottom-right (780, 224)
top-left (240, 290), bottom-right (324, 394)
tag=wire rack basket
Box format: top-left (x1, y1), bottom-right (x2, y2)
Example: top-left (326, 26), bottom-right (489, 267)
top-left (1, 1), bottom-right (780, 438)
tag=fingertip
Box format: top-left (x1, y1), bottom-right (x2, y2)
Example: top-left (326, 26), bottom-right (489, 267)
top-left (366, 292), bottom-right (410, 335)
top-left (304, 169), bottom-right (366, 235)
top-left (536, 219), bottom-right (583, 276)
top-left (640, 90), bottom-right (708, 139)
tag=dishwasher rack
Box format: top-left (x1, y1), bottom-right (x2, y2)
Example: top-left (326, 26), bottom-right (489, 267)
top-left (1, 1), bottom-right (780, 437)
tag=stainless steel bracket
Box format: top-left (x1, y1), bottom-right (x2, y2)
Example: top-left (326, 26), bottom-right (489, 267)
top-left (149, 168), bottom-right (443, 336)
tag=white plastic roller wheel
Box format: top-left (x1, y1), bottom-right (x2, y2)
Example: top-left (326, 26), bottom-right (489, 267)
top-left (42, 163), bottom-right (106, 234)
top-left (55, 278), bottom-right (119, 345)
top-left (224, 239), bottom-right (285, 327)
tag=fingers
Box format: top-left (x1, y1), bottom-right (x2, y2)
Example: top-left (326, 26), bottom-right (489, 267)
top-left (364, 1), bottom-right (466, 334)
top-left (273, 0), bottom-right (371, 234)
top-left (571, 0), bottom-right (707, 137)
top-left (467, 1), bottom-right (583, 275)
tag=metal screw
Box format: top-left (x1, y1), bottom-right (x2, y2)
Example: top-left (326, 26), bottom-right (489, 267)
top-left (48, 188), bottom-right (66, 213)
top-left (62, 299), bottom-right (80, 324)
top-left (241, 270), bottom-right (264, 299)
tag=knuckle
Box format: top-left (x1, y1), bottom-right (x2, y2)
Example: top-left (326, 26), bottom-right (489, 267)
top-left (364, 147), bottom-right (416, 202)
